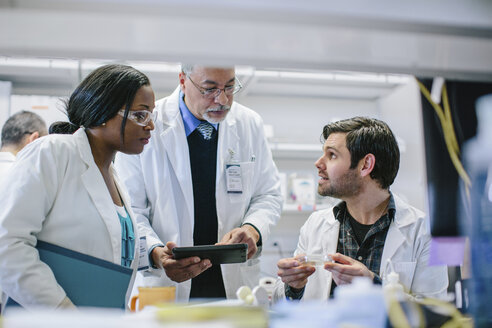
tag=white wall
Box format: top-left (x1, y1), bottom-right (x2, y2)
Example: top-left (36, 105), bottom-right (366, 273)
top-left (239, 95), bottom-right (379, 143)
top-left (0, 81), bottom-right (12, 129)
top-left (378, 79), bottom-right (426, 211)
top-left (9, 95), bottom-right (68, 129)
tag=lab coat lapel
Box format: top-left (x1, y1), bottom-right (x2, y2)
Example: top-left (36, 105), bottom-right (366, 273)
top-left (217, 106), bottom-right (240, 187)
top-left (321, 210), bottom-right (340, 253)
top-left (380, 223), bottom-right (405, 278)
top-left (75, 129), bottom-right (120, 263)
top-left (160, 90), bottom-right (194, 221)
top-left (380, 195), bottom-right (415, 278)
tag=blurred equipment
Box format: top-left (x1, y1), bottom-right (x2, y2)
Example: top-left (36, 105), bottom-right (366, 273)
top-left (419, 78), bottom-right (492, 326)
top-left (462, 94), bottom-right (492, 327)
top-left (418, 78), bottom-right (492, 236)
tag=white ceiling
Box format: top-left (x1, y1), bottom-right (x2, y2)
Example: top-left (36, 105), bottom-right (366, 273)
top-left (1, 0), bottom-right (492, 79)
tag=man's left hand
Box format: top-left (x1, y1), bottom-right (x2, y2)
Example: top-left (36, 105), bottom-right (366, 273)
top-left (218, 225), bottom-right (259, 259)
top-left (324, 253), bottom-right (374, 286)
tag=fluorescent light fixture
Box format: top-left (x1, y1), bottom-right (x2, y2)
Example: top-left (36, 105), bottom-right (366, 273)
top-left (252, 68), bottom-right (408, 84)
top-left (387, 75), bottom-right (411, 84)
top-left (333, 72), bottom-right (387, 83)
top-left (0, 56), bottom-right (411, 84)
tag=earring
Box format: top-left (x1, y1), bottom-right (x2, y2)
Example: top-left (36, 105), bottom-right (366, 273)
top-left (102, 122), bottom-right (106, 126)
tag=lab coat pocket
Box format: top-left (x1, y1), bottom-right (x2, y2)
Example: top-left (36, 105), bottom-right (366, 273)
top-left (227, 162), bottom-right (255, 204)
top-left (392, 261), bottom-right (416, 291)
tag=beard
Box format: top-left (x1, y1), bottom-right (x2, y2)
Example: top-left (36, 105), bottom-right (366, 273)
top-left (203, 105), bottom-right (231, 124)
top-left (318, 168), bottom-right (362, 199)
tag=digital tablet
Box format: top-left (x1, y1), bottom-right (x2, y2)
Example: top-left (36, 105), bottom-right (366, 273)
top-left (172, 243), bottom-right (248, 264)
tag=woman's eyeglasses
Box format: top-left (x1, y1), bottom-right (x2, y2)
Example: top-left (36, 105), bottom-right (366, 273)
top-left (118, 110), bottom-right (157, 126)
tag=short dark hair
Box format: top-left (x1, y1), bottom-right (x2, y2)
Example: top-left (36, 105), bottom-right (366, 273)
top-left (1, 110), bottom-right (47, 147)
top-left (62, 64), bottom-right (150, 136)
top-left (321, 116), bottom-right (400, 189)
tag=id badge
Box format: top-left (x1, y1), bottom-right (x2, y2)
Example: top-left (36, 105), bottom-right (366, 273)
top-left (226, 163), bottom-right (243, 194)
top-left (138, 236), bottom-right (150, 271)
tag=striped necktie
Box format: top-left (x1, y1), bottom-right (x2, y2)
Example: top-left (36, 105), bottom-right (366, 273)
top-left (196, 121), bottom-right (214, 140)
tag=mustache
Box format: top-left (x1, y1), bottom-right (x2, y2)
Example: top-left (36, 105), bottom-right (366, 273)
top-left (206, 105), bottom-right (231, 113)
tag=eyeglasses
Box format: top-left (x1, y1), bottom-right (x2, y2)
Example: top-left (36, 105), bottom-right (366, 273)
top-left (118, 109), bottom-right (157, 126)
top-left (186, 75), bottom-right (242, 99)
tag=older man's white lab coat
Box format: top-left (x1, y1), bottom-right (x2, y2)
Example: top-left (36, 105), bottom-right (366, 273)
top-left (115, 87), bottom-right (283, 301)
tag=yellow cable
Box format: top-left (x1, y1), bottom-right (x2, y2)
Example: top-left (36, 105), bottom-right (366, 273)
top-left (442, 85), bottom-right (459, 154)
top-left (386, 294), bottom-right (412, 328)
top-left (416, 79), bottom-right (471, 189)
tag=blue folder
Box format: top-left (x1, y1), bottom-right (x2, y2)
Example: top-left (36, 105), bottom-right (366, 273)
top-left (7, 240), bottom-right (133, 309)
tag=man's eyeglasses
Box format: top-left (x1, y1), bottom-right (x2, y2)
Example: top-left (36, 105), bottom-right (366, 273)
top-left (186, 75), bottom-right (242, 99)
top-left (118, 109), bottom-right (157, 126)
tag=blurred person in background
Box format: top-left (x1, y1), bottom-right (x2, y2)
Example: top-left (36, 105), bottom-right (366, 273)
top-left (0, 110), bottom-right (47, 177)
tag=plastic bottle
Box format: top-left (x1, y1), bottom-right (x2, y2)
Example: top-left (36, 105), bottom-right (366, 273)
top-left (383, 259), bottom-right (405, 302)
top-left (383, 260), bottom-right (423, 327)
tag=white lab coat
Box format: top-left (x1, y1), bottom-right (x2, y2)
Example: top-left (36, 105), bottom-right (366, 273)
top-left (0, 129), bottom-right (140, 310)
top-left (273, 194), bottom-right (448, 302)
top-left (115, 87), bottom-right (283, 301)
top-left (0, 152), bottom-right (15, 179)
top-left (0, 151), bottom-right (15, 310)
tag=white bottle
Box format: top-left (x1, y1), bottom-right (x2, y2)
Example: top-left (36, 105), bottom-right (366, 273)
top-left (383, 260), bottom-right (405, 304)
top-left (384, 270), bottom-right (405, 301)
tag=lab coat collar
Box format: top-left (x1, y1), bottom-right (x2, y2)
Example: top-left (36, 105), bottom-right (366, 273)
top-left (73, 128), bottom-right (93, 167)
top-left (392, 194), bottom-right (419, 228)
top-left (158, 87), bottom-right (181, 130)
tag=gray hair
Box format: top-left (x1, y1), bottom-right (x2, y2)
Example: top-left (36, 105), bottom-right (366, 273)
top-left (1, 111), bottom-right (47, 147)
top-left (180, 64), bottom-right (236, 75)
top-left (181, 64), bottom-right (194, 75)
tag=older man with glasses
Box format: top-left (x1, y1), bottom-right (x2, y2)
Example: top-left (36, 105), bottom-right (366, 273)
top-left (115, 65), bottom-right (282, 301)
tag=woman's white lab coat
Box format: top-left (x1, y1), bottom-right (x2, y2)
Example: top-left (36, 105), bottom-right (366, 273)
top-left (0, 129), bottom-right (140, 309)
top-left (115, 87), bottom-right (283, 301)
top-left (273, 194), bottom-right (449, 302)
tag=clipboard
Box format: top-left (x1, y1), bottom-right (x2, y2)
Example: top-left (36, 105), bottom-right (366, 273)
top-left (7, 240), bottom-right (133, 309)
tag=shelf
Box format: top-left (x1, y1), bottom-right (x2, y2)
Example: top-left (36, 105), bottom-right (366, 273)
top-left (269, 143), bottom-right (322, 159)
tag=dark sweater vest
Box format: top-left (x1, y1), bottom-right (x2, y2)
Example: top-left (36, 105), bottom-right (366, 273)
top-left (187, 126), bottom-right (226, 299)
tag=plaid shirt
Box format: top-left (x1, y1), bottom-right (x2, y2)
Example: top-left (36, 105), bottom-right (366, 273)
top-left (328, 193), bottom-right (396, 296)
top-left (285, 193), bottom-right (396, 300)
